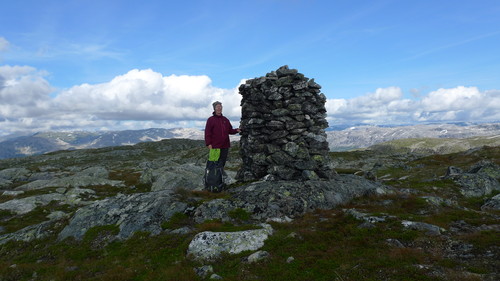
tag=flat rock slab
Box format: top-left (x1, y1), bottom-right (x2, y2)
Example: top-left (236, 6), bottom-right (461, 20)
top-left (187, 224), bottom-right (273, 262)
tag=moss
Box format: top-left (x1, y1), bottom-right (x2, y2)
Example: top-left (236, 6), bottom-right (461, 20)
top-left (461, 230), bottom-right (499, 251)
top-left (228, 208), bottom-right (251, 222)
top-left (196, 219), bottom-right (260, 232)
top-left (161, 212), bottom-right (190, 230)
top-left (0, 201), bottom-right (75, 233)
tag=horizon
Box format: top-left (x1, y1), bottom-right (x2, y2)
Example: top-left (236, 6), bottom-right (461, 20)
top-left (1, 0), bottom-right (500, 137)
top-left (2, 120), bottom-right (499, 140)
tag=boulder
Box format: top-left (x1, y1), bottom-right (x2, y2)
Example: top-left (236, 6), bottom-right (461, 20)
top-left (187, 224), bottom-right (273, 262)
top-left (58, 190), bottom-right (187, 241)
top-left (193, 175), bottom-right (392, 223)
top-left (445, 162), bottom-right (500, 198)
top-left (402, 220), bottom-right (445, 236)
top-left (481, 194), bottom-right (500, 210)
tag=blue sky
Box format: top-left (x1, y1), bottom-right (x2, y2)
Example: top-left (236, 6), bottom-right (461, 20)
top-left (1, 0), bottom-right (500, 136)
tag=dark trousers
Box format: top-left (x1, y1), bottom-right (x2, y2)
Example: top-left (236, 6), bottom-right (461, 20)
top-left (219, 148), bottom-right (229, 168)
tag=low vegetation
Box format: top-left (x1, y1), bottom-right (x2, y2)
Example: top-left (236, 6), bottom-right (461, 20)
top-left (0, 140), bottom-right (498, 280)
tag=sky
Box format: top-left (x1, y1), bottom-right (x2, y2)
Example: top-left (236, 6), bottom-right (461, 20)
top-left (1, 0), bottom-right (500, 137)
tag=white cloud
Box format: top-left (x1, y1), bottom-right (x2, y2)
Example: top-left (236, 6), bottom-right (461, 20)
top-left (0, 67), bottom-right (243, 136)
top-left (0, 65), bottom-right (53, 119)
top-left (326, 87), bottom-right (415, 124)
top-left (327, 86), bottom-right (500, 124)
top-left (1, 65), bottom-right (499, 138)
top-left (53, 69), bottom-right (242, 121)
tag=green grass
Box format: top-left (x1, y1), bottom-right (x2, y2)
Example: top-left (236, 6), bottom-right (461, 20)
top-left (0, 143), bottom-right (498, 280)
top-left (0, 201), bottom-right (76, 234)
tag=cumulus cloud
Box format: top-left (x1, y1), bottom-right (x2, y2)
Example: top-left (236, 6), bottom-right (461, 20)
top-left (1, 64), bottom-right (499, 137)
top-left (53, 69), bottom-right (242, 121)
top-left (326, 87), bottom-right (416, 124)
top-left (327, 86), bottom-right (500, 124)
top-left (0, 67), bottom-right (242, 136)
top-left (0, 65), bottom-right (53, 118)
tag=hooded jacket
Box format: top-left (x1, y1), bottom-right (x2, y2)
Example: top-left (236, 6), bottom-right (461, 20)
top-left (204, 113), bottom-right (239, 149)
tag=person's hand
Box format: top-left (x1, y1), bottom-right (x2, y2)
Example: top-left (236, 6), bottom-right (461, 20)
top-left (208, 145), bottom-right (212, 149)
top-left (236, 128), bottom-right (241, 133)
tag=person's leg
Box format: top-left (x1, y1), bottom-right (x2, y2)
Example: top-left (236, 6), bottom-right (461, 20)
top-left (219, 148), bottom-right (229, 167)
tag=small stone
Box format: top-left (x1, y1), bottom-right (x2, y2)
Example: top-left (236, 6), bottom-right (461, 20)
top-left (286, 256), bottom-right (295, 263)
top-left (194, 265), bottom-right (213, 278)
top-left (246, 250), bottom-right (270, 263)
top-left (210, 273), bottom-right (223, 280)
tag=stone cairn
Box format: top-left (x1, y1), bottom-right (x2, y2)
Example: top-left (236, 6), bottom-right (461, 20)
top-left (236, 65), bottom-right (335, 181)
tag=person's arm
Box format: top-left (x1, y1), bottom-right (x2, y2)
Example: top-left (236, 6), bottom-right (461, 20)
top-left (227, 118), bottom-right (240, 134)
top-left (204, 118), bottom-right (212, 147)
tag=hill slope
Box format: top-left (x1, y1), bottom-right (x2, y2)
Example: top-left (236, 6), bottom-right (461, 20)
top-left (0, 138), bottom-right (498, 280)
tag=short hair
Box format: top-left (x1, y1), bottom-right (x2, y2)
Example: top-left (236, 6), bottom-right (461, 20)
top-left (212, 101), bottom-right (222, 109)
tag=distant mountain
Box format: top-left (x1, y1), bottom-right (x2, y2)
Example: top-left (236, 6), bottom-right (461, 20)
top-left (326, 123), bottom-right (500, 151)
top-left (0, 128), bottom-right (205, 159)
top-left (0, 123), bottom-right (499, 159)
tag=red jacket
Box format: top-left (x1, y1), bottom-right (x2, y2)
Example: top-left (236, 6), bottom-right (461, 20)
top-left (205, 113), bottom-right (239, 148)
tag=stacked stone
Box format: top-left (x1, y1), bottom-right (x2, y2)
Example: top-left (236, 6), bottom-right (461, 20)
top-left (236, 65), bottom-right (335, 181)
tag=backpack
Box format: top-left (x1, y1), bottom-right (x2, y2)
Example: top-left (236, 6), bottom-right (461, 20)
top-left (203, 149), bottom-right (225, 192)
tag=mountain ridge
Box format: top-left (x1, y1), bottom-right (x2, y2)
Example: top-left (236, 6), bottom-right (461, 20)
top-left (0, 123), bottom-right (499, 159)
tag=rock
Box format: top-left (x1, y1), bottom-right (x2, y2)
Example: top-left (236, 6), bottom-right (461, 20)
top-left (75, 166), bottom-right (109, 178)
top-left (453, 174), bottom-right (499, 197)
top-left (2, 190), bottom-right (24, 196)
top-left (0, 188), bottom-right (95, 215)
top-left (421, 196), bottom-right (456, 207)
top-left (0, 193), bottom-right (67, 215)
top-left (15, 176), bottom-right (125, 191)
top-left (444, 162), bottom-right (500, 198)
top-left (58, 190), bottom-right (188, 241)
top-left (401, 220), bottom-right (445, 236)
top-left (345, 209), bottom-right (389, 224)
top-left (187, 224), bottom-right (273, 262)
top-left (468, 160), bottom-right (500, 179)
top-left (286, 256), bottom-right (295, 263)
top-left (481, 194), bottom-right (500, 210)
top-left (386, 238), bottom-right (405, 248)
top-left (210, 274), bottom-right (223, 280)
top-left (0, 167), bottom-right (31, 181)
top-left (194, 265), bottom-right (214, 278)
top-left (445, 166), bottom-right (463, 177)
top-left (0, 220), bottom-right (58, 245)
top-left (0, 178), bottom-right (12, 189)
top-left (47, 211), bottom-right (69, 220)
top-left (246, 250), bottom-right (270, 263)
top-left (193, 176), bottom-right (391, 223)
top-left (147, 164), bottom-right (205, 192)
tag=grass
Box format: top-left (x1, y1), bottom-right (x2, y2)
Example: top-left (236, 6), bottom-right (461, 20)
top-left (0, 201), bottom-right (76, 234)
top-left (0, 144), bottom-right (498, 280)
top-left (209, 211), bottom-right (441, 281)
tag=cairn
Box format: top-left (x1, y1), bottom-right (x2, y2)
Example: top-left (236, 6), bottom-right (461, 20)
top-left (236, 65), bottom-right (335, 181)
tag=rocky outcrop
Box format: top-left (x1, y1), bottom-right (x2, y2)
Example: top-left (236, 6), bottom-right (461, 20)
top-left (0, 218), bottom-right (62, 245)
top-left (444, 161), bottom-right (500, 198)
top-left (193, 175), bottom-right (391, 223)
top-left (58, 190), bottom-right (188, 241)
top-left (57, 175), bottom-right (390, 243)
top-left (187, 224), bottom-right (273, 262)
top-left (15, 166), bottom-right (124, 191)
top-left (237, 65), bottom-right (334, 181)
top-left (482, 194), bottom-right (500, 210)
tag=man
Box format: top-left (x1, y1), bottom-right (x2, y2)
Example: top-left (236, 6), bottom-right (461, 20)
top-left (204, 101), bottom-right (240, 169)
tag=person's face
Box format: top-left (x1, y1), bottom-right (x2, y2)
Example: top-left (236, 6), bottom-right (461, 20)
top-left (215, 104), bottom-right (223, 114)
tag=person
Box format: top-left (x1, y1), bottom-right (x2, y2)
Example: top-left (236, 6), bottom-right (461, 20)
top-left (204, 101), bottom-right (241, 170)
